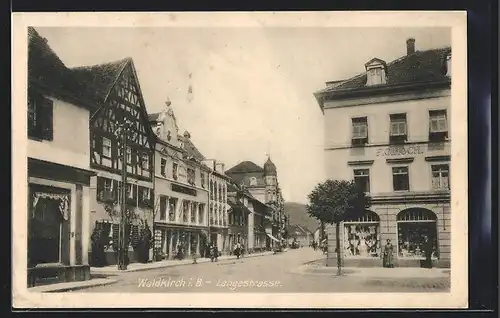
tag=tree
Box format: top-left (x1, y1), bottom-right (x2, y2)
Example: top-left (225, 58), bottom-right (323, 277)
top-left (306, 179), bottom-right (371, 275)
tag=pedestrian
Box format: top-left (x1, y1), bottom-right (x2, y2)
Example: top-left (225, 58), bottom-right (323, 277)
top-left (382, 239), bottom-right (394, 268)
top-left (423, 236), bottom-right (433, 269)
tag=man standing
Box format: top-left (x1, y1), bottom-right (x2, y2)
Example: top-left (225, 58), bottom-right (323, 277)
top-left (424, 236), bottom-right (433, 269)
top-left (382, 239), bottom-right (394, 268)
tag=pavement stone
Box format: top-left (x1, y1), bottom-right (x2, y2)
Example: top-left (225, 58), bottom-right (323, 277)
top-left (28, 278), bottom-right (118, 293)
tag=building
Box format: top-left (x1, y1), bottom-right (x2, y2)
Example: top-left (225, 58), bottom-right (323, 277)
top-left (225, 158), bottom-right (285, 250)
top-left (226, 182), bottom-right (273, 253)
top-left (202, 159), bottom-right (231, 255)
top-left (148, 104), bottom-right (210, 259)
top-left (314, 38), bottom-right (452, 268)
top-left (70, 56), bottom-right (157, 266)
top-left (287, 225), bottom-right (313, 247)
top-left (27, 27), bottom-right (97, 286)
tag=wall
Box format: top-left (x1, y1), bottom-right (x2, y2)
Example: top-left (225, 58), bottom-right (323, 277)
top-left (28, 97), bottom-right (90, 171)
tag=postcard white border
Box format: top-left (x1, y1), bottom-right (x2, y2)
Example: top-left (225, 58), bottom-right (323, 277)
top-left (12, 11), bottom-right (468, 309)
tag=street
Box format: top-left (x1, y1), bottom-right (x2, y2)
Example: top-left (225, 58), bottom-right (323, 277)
top-left (79, 248), bottom-right (450, 293)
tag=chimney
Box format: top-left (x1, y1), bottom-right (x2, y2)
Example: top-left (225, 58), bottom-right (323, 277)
top-left (406, 38), bottom-right (415, 55)
top-left (215, 162), bottom-right (225, 174)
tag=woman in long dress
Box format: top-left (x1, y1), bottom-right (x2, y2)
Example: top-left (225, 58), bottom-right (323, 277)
top-left (382, 239), bottom-right (394, 268)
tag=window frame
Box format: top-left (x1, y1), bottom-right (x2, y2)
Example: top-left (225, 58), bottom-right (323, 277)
top-left (28, 90), bottom-right (54, 141)
top-left (392, 165), bottom-right (410, 192)
top-left (353, 168), bottom-right (371, 193)
top-left (141, 153), bottom-right (150, 170)
top-left (102, 137), bottom-right (112, 158)
top-left (389, 113), bottom-right (408, 144)
top-left (351, 116), bottom-right (369, 146)
top-left (431, 163), bottom-right (450, 190)
top-left (160, 157), bottom-right (167, 177)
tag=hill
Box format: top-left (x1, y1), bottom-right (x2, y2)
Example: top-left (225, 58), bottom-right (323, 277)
top-left (284, 202), bottom-right (320, 233)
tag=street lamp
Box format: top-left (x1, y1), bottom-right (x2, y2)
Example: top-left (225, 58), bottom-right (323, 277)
top-left (114, 117), bottom-right (133, 271)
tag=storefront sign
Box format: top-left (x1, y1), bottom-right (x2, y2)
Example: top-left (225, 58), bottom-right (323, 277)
top-left (376, 145), bottom-right (425, 157)
top-left (171, 183), bottom-right (197, 196)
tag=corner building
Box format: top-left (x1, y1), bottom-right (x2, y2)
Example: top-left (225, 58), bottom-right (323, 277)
top-left (314, 39), bottom-right (452, 268)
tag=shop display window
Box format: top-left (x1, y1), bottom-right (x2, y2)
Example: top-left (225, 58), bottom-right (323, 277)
top-left (343, 210), bottom-right (380, 258)
top-left (397, 208), bottom-right (438, 259)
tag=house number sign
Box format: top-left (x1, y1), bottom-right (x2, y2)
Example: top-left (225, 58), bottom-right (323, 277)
top-left (376, 145), bottom-right (425, 157)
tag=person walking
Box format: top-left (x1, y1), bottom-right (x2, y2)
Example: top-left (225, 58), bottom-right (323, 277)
top-left (423, 236), bottom-right (433, 269)
top-left (382, 239), bottom-right (394, 268)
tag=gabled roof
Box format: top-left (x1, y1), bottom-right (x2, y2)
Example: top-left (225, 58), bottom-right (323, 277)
top-left (178, 135), bottom-right (206, 161)
top-left (226, 161), bottom-right (264, 174)
top-left (315, 47), bottom-right (451, 95)
top-left (69, 58), bottom-right (130, 106)
top-left (28, 27), bottom-right (98, 111)
top-left (364, 57), bottom-right (387, 68)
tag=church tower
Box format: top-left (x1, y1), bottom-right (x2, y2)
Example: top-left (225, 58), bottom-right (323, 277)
top-left (263, 156), bottom-right (278, 203)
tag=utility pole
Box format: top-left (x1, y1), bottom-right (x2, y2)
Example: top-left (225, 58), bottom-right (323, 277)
top-left (118, 123), bottom-right (129, 271)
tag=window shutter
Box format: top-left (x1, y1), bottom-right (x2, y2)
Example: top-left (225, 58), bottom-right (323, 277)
top-left (40, 97), bottom-right (54, 141)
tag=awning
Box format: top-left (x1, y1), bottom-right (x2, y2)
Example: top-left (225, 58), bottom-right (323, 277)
top-left (266, 233), bottom-right (280, 243)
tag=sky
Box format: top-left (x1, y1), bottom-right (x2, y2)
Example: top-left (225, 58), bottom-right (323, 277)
top-left (36, 27), bottom-right (451, 204)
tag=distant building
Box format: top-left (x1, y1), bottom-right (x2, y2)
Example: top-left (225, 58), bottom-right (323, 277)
top-left (27, 27), bottom-right (97, 286)
top-left (287, 225), bottom-right (313, 247)
top-left (149, 105), bottom-right (210, 259)
top-left (225, 158), bottom-right (286, 249)
top-left (314, 38), bottom-right (451, 268)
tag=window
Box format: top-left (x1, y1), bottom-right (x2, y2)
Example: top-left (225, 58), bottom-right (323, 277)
top-left (249, 177), bottom-right (257, 186)
top-left (431, 164), bottom-right (450, 190)
top-left (102, 137), bottom-right (112, 158)
top-left (353, 169), bottom-right (370, 193)
top-left (198, 204), bottom-right (205, 224)
top-left (142, 187), bottom-right (150, 200)
top-left (210, 206), bottom-right (214, 225)
top-left (28, 90), bottom-right (53, 141)
top-left (172, 162), bottom-right (178, 180)
top-left (159, 196), bottom-right (167, 220)
top-left (126, 183), bottom-right (134, 199)
top-left (182, 201), bottom-right (189, 223)
top-left (397, 209), bottom-right (438, 259)
top-left (104, 178), bottom-right (113, 192)
top-left (187, 168), bottom-right (195, 186)
top-left (351, 117), bottom-right (368, 146)
top-left (190, 203), bottom-right (196, 223)
top-left (160, 158), bottom-right (167, 177)
top-left (392, 167), bottom-right (410, 191)
top-left (429, 110), bottom-right (448, 141)
top-left (168, 198), bottom-right (177, 221)
top-left (141, 153), bottom-right (149, 170)
top-left (201, 173), bottom-right (205, 189)
top-left (390, 113), bottom-right (407, 143)
top-left (126, 147), bottom-right (132, 163)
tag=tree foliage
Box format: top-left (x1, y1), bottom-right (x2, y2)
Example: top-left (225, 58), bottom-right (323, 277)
top-left (306, 179), bottom-right (371, 225)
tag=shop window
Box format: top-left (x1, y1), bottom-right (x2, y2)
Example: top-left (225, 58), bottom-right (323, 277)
top-left (429, 110), bottom-right (448, 141)
top-left (168, 198), bottom-right (177, 222)
top-left (351, 117), bottom-right (368, 146)
top-left (160, 158), bottom-right (167, 177)
top-left (389, 113), bottom-right (407, 144)
top-left (392, 166), bottom-right (410, 191)
top-left (353, 169), bottom-right (370, 193)
top-left (431, 164), bottom-right (450, 190)
top-left (397, 209), bottom-right (438, 259)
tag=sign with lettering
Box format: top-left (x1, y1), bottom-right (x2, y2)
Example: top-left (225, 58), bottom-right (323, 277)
top-left (171, 184), bottom-right (197, 196)
top-left (376, 145), bottom-right (425, 157)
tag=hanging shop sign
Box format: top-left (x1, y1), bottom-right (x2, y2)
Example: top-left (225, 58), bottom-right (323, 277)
top-left (376, 145), bottom-right (425, 157)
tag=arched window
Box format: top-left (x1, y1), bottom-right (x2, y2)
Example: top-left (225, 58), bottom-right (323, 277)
top-left (249, 177), bottom-right (257, 186)
top-left (343, 210), bottom-right (380, 259)
top-left (397, 208), bottom-right (438, 259)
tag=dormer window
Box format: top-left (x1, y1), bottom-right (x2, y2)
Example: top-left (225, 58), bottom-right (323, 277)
top-left (365, 58), bottom-right (387, 86)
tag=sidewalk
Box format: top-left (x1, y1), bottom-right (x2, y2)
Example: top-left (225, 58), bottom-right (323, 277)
top-left (91, 251), bottom-right (275, 275)
top-left (295, 263), bottom-right (450, 278)
top-left (28, 278), bottom-right (118, 293)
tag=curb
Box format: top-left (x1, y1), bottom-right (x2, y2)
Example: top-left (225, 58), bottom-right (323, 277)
top-left (291, 264), bottom-right (451, 278)
top-left (91, 252), bottom-right (274, 275)
top-left (29, 279), bottom-right (118, 293)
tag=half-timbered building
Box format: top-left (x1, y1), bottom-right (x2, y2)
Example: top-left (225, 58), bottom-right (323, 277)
top-left (70, 57), bottom-right (156, 265)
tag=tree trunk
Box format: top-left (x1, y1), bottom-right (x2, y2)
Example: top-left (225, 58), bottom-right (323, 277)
top-left (335, 222), bottom-right (341, 276)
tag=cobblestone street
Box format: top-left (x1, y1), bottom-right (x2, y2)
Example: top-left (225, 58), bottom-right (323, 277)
top-left (78, 248), bottom-right (450, 293)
